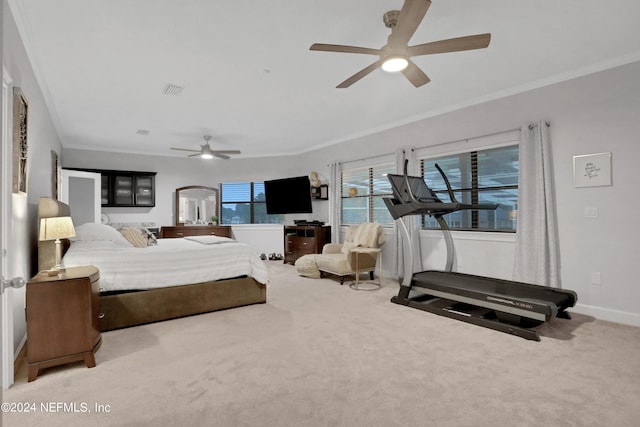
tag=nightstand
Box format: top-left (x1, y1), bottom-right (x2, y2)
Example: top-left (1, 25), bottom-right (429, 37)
top-left (26, 265), bottom-right (102, 382)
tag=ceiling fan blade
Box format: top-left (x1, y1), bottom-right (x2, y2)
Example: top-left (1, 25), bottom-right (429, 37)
top-left (187, 153), bottom-right (201, 157)
top-left (402, 60), bottom-right (430, 87)
top-left (171, 147), bottom-right (200, 152)
top-left (213, 153), bottom-right (230, 160)
top-left (336, 60), bottom-right (383, 88)
top-left (310, 43), bottom-right (381, 56)
top-left (408, 33), bottom-right (491, 56)
top-left (212, 150), bottom-right (241, 154)
top-left (388, 0), bottom-right (432, 48)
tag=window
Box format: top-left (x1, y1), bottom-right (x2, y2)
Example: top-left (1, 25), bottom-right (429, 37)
top-left (220, 181), bottom-right (283, 224)
top-left (341, 163), bottom-right (395, 225)
top-left (421, 145), bottom-right (518, 232)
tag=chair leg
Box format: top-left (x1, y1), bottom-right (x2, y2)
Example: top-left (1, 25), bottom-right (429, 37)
top-left (339, 276), bottom-right (344, 285)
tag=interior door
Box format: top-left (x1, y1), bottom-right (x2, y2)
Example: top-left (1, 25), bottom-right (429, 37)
top-left (61, 169), bottom-right (101, 225)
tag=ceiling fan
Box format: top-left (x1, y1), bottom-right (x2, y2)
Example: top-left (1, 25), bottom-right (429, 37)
top-left (309, 0), bottom-right (491, 88)
top-left (170, 135), bottom-right (241, 159)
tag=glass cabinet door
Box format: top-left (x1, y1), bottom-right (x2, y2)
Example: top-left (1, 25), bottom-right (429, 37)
top-left (101, 175), bottom-right (110, 205)
top-left (134, 176), bottom-right (154, 206)
top-left (114, 176), bottom-right (134, 205)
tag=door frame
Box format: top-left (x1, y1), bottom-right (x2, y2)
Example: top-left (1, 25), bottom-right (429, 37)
top-left (2, 66), bottom-right (15, 388)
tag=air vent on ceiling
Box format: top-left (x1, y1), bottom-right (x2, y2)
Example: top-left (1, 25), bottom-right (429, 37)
top-left (136, 129), bottom-right (149, 135)
top-left (162, 83), bottom-right (184, 96)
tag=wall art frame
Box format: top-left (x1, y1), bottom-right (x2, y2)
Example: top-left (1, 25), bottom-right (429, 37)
top-left (51, 150), bottom-right (61, 200)
top-left (573, 152), bottom-right (612, 188)
top-left (12, 87), bottom-right (28, 194)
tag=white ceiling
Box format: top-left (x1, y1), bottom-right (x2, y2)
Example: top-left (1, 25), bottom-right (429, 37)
top-left (9, 0), bottom-right (640, 159)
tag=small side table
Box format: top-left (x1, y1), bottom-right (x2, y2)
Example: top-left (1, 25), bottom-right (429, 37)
top-left (26, 266), bottom-right (102, 381)
top-left (349, 247), bottom-right (382, 291)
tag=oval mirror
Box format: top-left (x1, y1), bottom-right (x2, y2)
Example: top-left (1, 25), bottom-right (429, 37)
top-left (175, 186), bottom-right (218, 225)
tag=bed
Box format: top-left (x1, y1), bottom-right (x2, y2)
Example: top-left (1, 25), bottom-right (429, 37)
top-left (37, 197), bottom-right (268, 331)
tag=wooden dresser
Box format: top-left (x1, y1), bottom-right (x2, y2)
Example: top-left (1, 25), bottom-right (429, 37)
top-left (26, 265), bottom-right (102, 382)
top-left (284, 225), bottom-right (331, 264)
top-left (160, 225), bottom-right (232, 239)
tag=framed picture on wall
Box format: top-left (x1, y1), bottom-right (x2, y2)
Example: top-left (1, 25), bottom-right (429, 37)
top-left (12, 87), bottom-right (29, 194)
top-left (51, 150), bottom-right (61, 200)
top-left (573, 152), bottom-right (612, 188)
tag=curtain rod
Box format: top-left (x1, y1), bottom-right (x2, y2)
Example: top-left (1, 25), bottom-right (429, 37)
top-left (330, 151), bottom-right (395, 168)
top-left (412, 127), bottom-right (521, 152)
top-left (412, 122), bottom-right (550, 152)
top-left (330, 121), bottom-right (551, 167)
top-left (529, 121), bottom-right (551, 130)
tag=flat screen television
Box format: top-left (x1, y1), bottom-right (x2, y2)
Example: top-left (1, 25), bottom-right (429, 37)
top-left (264, 176), bottom-right (313, 214)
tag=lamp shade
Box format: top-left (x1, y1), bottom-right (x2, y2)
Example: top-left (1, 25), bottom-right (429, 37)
top-left (39, 216), bottom-right (76, 241)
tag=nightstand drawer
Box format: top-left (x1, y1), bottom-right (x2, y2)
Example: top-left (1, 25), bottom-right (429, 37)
top-left (288, 236), bottom-right (315, 250)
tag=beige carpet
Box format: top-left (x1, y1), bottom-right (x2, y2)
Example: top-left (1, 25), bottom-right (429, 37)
top-left (3, 261), bottom-right (640, 427)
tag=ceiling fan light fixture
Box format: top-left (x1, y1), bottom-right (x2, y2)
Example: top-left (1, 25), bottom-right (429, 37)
top-left (170, 134), bottom-right (241, 159)
top-left (201, 144), bottom-right (214, 159)
top-left (382, 56), bottom-right (408, 72)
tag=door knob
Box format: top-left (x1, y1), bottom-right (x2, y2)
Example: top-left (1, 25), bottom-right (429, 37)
top-left (2, 276), bottom-right (27, 293)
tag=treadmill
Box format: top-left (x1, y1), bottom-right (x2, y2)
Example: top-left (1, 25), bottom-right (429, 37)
top-left (384, 161), bottom-right (577, 341)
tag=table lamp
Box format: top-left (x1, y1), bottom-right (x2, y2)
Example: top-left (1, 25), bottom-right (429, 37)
top-left (39, 216), bottom-right (76, 274)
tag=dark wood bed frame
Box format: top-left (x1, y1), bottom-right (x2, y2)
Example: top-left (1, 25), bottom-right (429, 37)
top-left (37, 197), bottom-right (267, 331)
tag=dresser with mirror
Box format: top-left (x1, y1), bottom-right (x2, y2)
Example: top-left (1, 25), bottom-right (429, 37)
top-left (160, 185), bottom-right (232, 238)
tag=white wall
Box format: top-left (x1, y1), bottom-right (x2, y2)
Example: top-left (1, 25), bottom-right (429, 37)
top-left (230, 225), bottom-right (283, 257)
top-left (3, 1), bottom-right (64, 365)
top-left (64, 61), bottom-right (640, 326)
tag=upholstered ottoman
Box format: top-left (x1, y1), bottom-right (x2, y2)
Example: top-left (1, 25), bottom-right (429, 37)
top-left (294, 254), bottom-right (321, 279)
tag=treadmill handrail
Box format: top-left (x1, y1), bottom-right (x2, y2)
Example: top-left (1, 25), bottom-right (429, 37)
top-left (403, 159), bottom-right (420, 205)
top-left (434, 163), bottom-right (458, 204)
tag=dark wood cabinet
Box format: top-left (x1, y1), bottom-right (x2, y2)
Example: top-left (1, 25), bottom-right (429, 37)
top-left (160, 225), bottom-right (232, 239)
top-left (26, 266), bottom-right (102, 382)
top-left (284, 225), bottom-right (331, 264)
top-left (66, 168), bottom-right (156, 207)
top-left (101, 171), bottom-right (155, 207)
top-left (108, 175), bottom-right (154, 206)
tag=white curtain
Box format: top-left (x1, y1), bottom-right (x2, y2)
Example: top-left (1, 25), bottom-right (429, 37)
top-left (393, 149), bottom-right (422, 285)
top-left (328, 162), bottom-right (342, 244)
top-left (513, 121), bottom-right (561, 287)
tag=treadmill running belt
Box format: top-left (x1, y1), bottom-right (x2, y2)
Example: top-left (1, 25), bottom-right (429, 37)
top-left (413, 271), bottom-right (573, 307)
top-left (412, 271), bottom-right (576, 311)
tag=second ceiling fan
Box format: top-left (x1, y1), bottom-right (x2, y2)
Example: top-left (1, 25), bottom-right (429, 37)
top-left (310, 0), bottom-right (491, 88)
top-left (170, 135), bottom-right (241, 159)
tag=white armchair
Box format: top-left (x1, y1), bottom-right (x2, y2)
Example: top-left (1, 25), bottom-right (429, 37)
top-left (314, 223), bottom-right (385, 285)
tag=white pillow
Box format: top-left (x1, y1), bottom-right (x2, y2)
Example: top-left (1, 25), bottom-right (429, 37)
top-left (72, 222), bottom-right (133, 247)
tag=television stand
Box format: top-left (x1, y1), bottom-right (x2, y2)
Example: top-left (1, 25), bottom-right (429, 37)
top-left (293, 220), bottom-right (325, 226)
top-left (283, 225), bottom-right (331, 264)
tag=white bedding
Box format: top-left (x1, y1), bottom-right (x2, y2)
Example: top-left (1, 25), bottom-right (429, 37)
top-left (63, 238), bottom-right (269, 292)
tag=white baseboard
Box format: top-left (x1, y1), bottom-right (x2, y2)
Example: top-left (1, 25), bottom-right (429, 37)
top-left (573, 303), bottom-right (640, 327)
top-left (14, 333), bottom-right (26, 361)
top-left (13, 333), bottom-right (27, 379)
